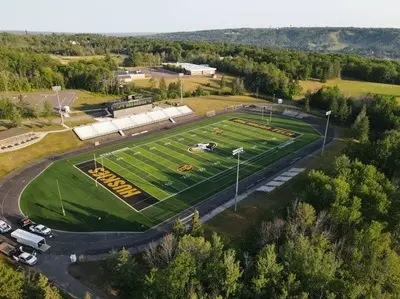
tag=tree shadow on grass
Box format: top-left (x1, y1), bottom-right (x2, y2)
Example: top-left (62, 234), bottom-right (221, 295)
top-left (30, 200), bottom-right (150, 232)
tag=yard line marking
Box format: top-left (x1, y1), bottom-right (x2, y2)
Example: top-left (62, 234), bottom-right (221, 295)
top-left (140, 145), bottom-right (210, 180)
top-left (115, 152), bottom-right (184, 192)
top-left (122, 150), bottom-right (193, 188)
top-left (138, 147), bottom-right (202, 183)
top-left (139, 135), bottom-right (302, 211)
top-left (105, 156), bottom-right (172, 198)
top-left (145, 136), bottom-right (324, 225)
top-left (157, 139), bottom-right (226, 174)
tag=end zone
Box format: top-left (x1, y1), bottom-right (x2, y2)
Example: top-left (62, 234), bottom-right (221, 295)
top-left (75, 160), bottom-right (158, 211)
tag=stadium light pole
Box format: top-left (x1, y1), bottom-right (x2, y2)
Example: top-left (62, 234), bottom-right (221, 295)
top-left (232, 147), bottom-right (244, 212)
top-left (56, 179), bottom-right (66, 216)
top-left (321, 110), bottom-right (332, 156)
top-left (52, 85), bottom-right (64, 126)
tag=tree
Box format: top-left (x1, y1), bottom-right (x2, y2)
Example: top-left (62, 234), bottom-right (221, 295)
top-left (0, 260), bottom-right (24, 299)
top-left (219, 249), bottom-right (242, 297)
top-left (0, 98), bottom-right (14, 119)
top-left (106, 248), bottom-right (140, 298)
top-left (231, 77), bottom-right (245, 95)
top-left (35, 274), bottom-right (63, 299)
top-left (172, 218), bottom-right (186, 238)
top-left (189, 210), bottom-right (204, 237)
top-left (352, 105), bottom-right (369, 142)
top-left (42, 100), bottom-right (53, 117)
top-left (344, 221), bottom-right (400, 298)
top-left (287, 202), bottom-right (317, 235)
top-left (9, 105), bottom-right (22, 127)
top-left (193, 85), bottom-right (204, 97)
top-left (149, 77), bottom-right (158, 89)
top-left (159, 251), bottom-right (196, 299)
top-left (158, 234), bottom-right (177, 266)
top-left (281, 233), bottom-right (341, 297)
top-left (252, 244), bottom-right (283, 297)
top-left (159, 77), bottom-right (167, 91)
top-left (304, 90), bottom-right (311, 112)
top-left (220, 75), bottom-right (226, 89)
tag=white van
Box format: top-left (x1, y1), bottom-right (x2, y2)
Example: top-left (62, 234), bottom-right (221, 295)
top-left (11, 229), bottom-right (51, 252)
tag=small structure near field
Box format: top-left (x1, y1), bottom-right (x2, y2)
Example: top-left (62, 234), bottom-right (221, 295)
top-left (162, 62), bottom-right (216, 76)
top-left (116, 70), bottom-right (146, 82)
top-left (106, 95), bottom-right (154, 118)
top-left (0, 128), bottom-right (42, 153)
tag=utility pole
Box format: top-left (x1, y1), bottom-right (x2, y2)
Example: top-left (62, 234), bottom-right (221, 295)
top-left (232, 147), bottom-right (244, 212)
top-left (56, 179), bottom-right (66, 216)
top-left (321, 110), bottom-right (332, 156)
top-left (52, 86), bottom-right (64, 126)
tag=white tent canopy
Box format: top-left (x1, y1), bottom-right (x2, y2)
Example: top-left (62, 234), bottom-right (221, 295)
top-left (74, 105), bottom-right (194, 140)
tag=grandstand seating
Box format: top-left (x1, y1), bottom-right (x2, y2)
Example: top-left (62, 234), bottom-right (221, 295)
top-left (163, 107), bottom-right (183, 118)
top-left (74, 105), bottom-right (194, 140)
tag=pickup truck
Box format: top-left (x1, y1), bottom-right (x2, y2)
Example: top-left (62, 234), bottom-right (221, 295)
top-left (0, 242), bottom-right (38, 266)
top-left (17, 217), bottom-right (52, 238)
top-left (0, 220), bottom-right (12, 233)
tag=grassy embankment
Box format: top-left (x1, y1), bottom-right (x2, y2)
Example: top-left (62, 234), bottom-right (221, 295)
top-left (298, 78), bottom-right (400, 105)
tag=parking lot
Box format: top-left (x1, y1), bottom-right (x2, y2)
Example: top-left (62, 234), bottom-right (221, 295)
top-left (2, 91), bottom-right (78, 110)
top-left (129, 66), bottom-right (181, 79)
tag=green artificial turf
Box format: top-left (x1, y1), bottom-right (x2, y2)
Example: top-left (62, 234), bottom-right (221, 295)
top-left (20, 113), bottom-right (321, 232)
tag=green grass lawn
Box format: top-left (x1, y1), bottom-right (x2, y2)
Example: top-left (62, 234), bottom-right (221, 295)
top-left (20, 113), bottom-right (321, 232)
top-left (299, 78), bottom-right (400, 104)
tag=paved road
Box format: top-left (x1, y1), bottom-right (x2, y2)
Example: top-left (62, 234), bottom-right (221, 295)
top-left (0, 109), bottom-right (335, 298)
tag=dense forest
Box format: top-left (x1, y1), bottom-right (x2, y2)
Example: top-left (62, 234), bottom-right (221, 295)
top-left (155, 27), bottom-right (400, 59)
top-left (2, 32), bottom-right (400, 99)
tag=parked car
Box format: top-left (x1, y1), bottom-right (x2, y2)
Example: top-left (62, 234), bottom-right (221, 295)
top-left (29, 224), bottom-right (52, 237)
top-left (0, 242), bottom-right (38, 266)
top-left (17, 217), bottom-right (52, 238)
top-left (0, 220), bottom-right (12, 233)
top-left (13, 251), bottom-right (38, 266)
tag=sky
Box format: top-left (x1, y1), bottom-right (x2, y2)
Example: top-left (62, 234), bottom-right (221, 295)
top-left (1, 0), bottom-right (399, 33)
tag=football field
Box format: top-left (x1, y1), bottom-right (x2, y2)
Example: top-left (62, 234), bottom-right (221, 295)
top-left (20, 113), bottom-right (321, 232)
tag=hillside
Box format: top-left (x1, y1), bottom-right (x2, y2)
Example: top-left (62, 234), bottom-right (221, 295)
top-left (154, 27), bottom-right (400, 59)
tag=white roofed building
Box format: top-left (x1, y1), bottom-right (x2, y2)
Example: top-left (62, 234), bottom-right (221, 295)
top-left (163, 63), bottom-right (216, 76)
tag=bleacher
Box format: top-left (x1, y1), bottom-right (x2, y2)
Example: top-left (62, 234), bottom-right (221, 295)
top-left (74, 105), bottom-right (194, 140)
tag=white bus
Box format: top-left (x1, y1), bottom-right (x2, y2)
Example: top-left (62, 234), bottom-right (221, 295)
top-left (11, 229), bottom-right (51, 252)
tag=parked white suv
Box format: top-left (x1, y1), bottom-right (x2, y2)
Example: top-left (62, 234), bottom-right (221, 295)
top-left (0, 220), bottom-right (11, 233)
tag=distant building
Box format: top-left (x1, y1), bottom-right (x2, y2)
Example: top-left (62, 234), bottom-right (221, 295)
top-left (116, 70), bottom-right (146, 82)
top-left (162, 63), bottom-right (217, 76)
